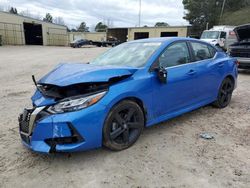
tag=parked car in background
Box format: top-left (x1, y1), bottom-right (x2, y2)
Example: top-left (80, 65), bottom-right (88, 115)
top-left (200, 25), bottom-right (237, 50)
top-left (70, 39), bottom-right (92, 48)
top-left (92, 36), bottom-right (121, 47)
top-left (18, 37), bottom-right (238, 153)
top-left (229, 24), bottom-right (250, 69)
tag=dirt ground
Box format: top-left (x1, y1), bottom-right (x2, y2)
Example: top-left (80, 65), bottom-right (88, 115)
top-left (0, 46), bottom-right (249, 188)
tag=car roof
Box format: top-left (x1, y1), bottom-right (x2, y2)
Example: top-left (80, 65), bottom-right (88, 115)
top-left (128, 37), bottom-right (202, 44)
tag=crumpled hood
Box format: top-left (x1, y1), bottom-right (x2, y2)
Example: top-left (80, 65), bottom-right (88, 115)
top-left (38, 63), bottom-right (138, 86)
top-left (234, 24), bottom-right (250, 42)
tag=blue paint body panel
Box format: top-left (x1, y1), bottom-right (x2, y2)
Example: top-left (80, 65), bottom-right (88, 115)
top-left (20, 37), bottom-right (238, 153)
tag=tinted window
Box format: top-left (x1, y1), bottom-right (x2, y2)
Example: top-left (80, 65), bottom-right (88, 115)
top-left (191, 42), bottom-right (213, 61)
top-left (159, 42), bottom-right (190, 68)
top-left (208, 45), bottom-right (217, 57)
top-left (220, 32), bottom-right (226, 39)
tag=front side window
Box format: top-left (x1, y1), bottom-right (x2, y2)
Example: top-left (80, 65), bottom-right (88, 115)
top-left (190, 42), bottom-right (213, 61)
top-left (159, 42), bottom-right (190, 68)
top-left (220, 32), bottom-right (226, 39)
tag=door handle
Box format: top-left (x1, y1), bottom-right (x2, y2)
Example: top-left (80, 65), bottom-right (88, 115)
top-left (218, 62), bottom-right (224, 67)
top-left (187, 69), bottom-right (196, 75)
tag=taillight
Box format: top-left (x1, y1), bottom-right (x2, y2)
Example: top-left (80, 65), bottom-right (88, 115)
top-left (235, 60), bottom-right (240, 66)
top-left (229, 31), bottom-right (236, 35)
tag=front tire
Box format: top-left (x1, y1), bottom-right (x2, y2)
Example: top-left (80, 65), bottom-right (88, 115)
top-left (103, 100), bottom-right (144, 151)
top-left (213, 77), bottom-right (234, 108)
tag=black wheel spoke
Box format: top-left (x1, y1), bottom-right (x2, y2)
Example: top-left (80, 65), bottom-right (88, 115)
top-left (115, 113), bottom-right (124, 126)
top-left (225, 82), bottom-right (229, 89)
top-left (221, 89), bottom-right (227, 95)
top-left (110, 127), bottom-right (124, 140)
top-left (226, 85), bottom-right (232, 93)
top-left (123, 129), bottom-right (129, 143)
top-left (127, 122), bottom-right (140, 129)
top-left (125, 108), bottom-right (136, 121)
top-left (221, 94), bottom-right (226, 103)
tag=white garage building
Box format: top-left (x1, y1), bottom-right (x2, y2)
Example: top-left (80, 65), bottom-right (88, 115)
top-left (0, 11), bottom-right (68, 46)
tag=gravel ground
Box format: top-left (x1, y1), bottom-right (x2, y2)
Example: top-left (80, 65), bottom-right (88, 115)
top-left (0, 46), bottom-right (249, 188)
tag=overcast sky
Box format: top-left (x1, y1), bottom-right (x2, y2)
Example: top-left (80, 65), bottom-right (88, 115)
top-left (0, 0), bottom-right (188, 30)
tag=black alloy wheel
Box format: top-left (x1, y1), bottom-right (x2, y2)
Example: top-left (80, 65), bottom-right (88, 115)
top-left (103, 100), bottom-right (144, 151)
top-left (213, 77), bottom-right (234, 108)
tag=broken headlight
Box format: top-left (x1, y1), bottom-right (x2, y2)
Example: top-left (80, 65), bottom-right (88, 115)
top-left (47, 91), bottom-right (107, 113)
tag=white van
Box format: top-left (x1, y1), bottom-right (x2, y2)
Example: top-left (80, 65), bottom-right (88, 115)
top-left (200, 25), bottom-right (237, 50)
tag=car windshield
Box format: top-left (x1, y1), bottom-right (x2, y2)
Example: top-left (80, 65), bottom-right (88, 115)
top-left (201, 31), bottom-right (220, 39)
top-left (90, 42), bottom-right (162, 68)
top-left (73, 39), bottom-right (82, 43)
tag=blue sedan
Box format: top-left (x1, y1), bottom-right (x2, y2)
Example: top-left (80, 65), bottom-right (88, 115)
top-left (18, 37), bottom-right (238, 153)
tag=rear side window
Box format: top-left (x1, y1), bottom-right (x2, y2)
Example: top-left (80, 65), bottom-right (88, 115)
top-left (159, 42), bottom-right (190, 68)
top-left (208, 45), bottom-right (217, 57)
top-left (190, 42), bottom-right (213, 61)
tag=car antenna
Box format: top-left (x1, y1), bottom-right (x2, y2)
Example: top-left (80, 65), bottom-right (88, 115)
top-left (32, 75), bottom-right (37, 87)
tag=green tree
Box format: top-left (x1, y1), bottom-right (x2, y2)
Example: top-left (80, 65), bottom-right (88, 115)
top-left (182, 0), bottom-right (247, 35)
top-left (95, 22), bottom-right (108, 32)
top-left (43, 13), bottom-right (53, 23)
top-left (155, 22), bottom-right (169, 27)
top-left (77, 22), bottom-right (89, 32)
top-left (9, 7), bottom-right (18, 14)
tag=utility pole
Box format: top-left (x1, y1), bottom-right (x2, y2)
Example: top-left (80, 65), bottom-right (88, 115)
top-left (219, 0), bottom-right (226, 24)
top-left (206, 22), bottom-right (209, 30)
top-left (138, 0), bottom-right (141, 27)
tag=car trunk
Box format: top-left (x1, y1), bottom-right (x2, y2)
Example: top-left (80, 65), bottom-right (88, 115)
top-left (230, 25), bottom-right (250, 58)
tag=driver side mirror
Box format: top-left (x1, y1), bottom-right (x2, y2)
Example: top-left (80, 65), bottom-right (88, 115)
top-left (220, 38), bottom-right (226, 42)
top-left (157, 66), bottom-right (167, 84)
top-left (151, 59), bottom-right (168, 84)
top-left (154, 64), bottom-right (167, 84)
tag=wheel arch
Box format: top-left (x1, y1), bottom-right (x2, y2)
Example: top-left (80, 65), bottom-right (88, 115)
top-left (108, 96), bottom-right (148, 126)
top-left (224, 74), bottom-right (235, 88)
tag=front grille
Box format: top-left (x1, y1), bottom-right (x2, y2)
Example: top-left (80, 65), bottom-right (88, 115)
top-left (230, 48), bottom-right (250, 58)
top-left (18, 106), bottom-right (47, 137)
top-left (19, 109), bottom-right (33, 133)
top-left (231, 52), bottom-right (250, 58)
top-left (20, 133), bottom-right (30, 144)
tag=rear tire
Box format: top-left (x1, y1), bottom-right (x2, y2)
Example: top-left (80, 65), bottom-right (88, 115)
top-left (213, 77), bottom-right (234, 108)
top-left (103, 100), bottom-right (144, 151)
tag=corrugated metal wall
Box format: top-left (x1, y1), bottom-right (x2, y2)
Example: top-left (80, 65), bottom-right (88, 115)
top-left (0, 11), bottom-right (68, 46)
top-left (0, 22), bottom-right (25, 45)
top-left (47, 27), bottom-right (69, 46)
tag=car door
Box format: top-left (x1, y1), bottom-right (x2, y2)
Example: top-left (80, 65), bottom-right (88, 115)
top-left (151, 41), bottom-right (199, 117)
top-left (189, 41), bottom-right (221, 102)
top-left (219, 31), bottom-right (226, 48)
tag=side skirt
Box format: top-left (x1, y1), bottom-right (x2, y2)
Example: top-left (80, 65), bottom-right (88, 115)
top-left (146, 98), bottom-right (216, 127)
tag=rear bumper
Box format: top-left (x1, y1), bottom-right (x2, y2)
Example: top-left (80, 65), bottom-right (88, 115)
top-left (236, 57), bottom-right (250, 69)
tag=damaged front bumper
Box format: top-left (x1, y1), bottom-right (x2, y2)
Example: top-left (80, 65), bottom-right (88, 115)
top-left (18, 103), bottom-right (107, 153)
